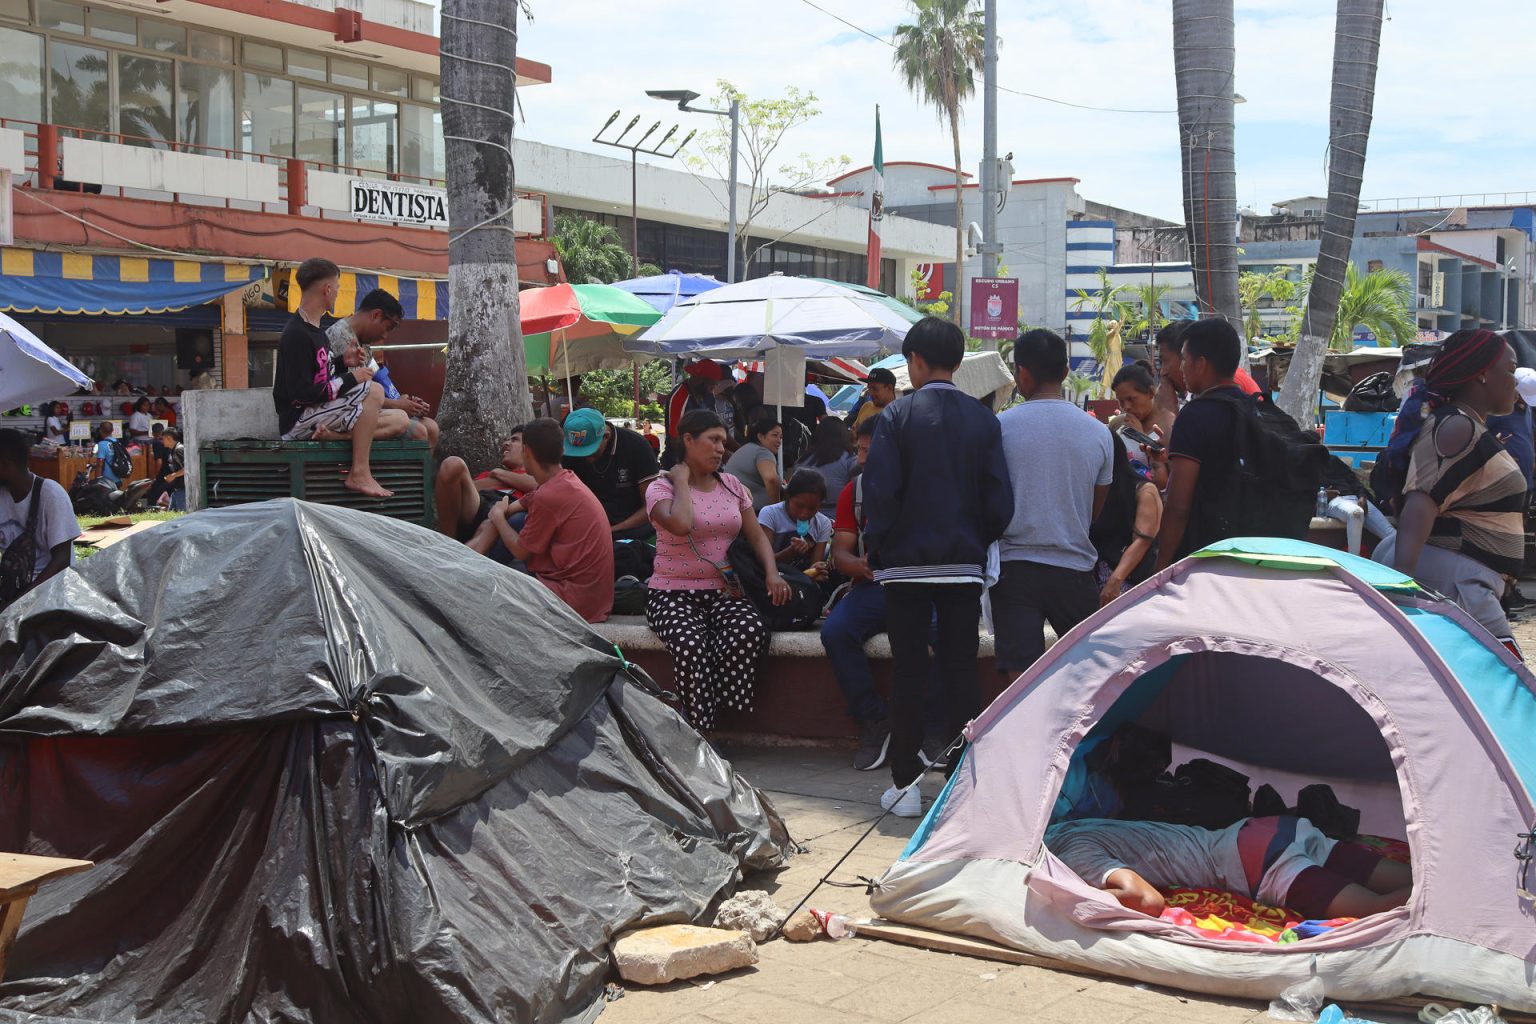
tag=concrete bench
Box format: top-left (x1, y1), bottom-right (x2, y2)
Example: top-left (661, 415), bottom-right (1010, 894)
top-left (594, 615), bottom-right (1016, 744)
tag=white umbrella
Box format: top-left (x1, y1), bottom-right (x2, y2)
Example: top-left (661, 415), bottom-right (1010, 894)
top-left (0, 312), bottom-right (92, 409)
top-left (624, 275), bottom-right (914, 360)
top-left (626, 277), bottom-right (915, 474)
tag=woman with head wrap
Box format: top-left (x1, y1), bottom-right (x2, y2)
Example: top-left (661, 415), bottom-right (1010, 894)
top-left (1372, 329), bottom-right (1525, 652)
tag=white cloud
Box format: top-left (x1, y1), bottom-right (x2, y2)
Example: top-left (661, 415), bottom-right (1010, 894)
top-left (477, 0), bottom-right (1536, 222)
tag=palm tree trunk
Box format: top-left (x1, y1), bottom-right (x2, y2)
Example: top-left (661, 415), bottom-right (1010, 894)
top-left (1172, 0), bottom-right (1241, 334)
top-left (436, 0), bottom-right (532, 471)
top-left (1276, 0), bottom-right (1385, 427)
top-left (950, 104), bottom-right (965, 327)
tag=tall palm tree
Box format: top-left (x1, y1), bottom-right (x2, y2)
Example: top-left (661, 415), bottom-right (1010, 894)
top-left (1327, 263), bottom-right (1414, 352)
top-left (894, 0), bottom-right (985, 327)
top-left (437, 0), bottom-right (532, 471)
top-left (1276, 0), bottom-right (1386, 426)
top-left (1171, 0), bottom-right (1241, 332)
top-left (1127, 282), bottom-right (1172, 340)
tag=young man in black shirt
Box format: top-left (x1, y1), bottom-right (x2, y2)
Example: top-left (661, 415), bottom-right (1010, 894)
top-left (561, 407), bottom-right (659, 540)
top-left (273, 258), bottom-right (408, 498)
top-left (1155, 318), bottom-right (1245, 568)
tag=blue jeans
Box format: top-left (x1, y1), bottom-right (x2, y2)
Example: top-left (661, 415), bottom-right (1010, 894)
top-left (820, 582), bottom-right (943, 726)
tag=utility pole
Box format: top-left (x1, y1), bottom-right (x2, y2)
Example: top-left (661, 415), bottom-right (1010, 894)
top-left (980, 0), bottom-right (1000, 281)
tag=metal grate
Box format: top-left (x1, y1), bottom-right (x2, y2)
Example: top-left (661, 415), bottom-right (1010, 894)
top-left (204, 462), bottom-right (291, 507)
top-left (301, 461), bottom-right (427, 521)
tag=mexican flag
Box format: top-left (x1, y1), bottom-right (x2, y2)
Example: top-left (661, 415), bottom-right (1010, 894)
top-left (865, 107), bottom-right (883, 290)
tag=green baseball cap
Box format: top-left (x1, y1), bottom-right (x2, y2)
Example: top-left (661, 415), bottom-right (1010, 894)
top-left (563, 407), bottom-right (606, 457)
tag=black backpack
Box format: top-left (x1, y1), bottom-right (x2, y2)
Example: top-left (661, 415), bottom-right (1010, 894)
top-left (725, 536), bottom-right (822, 630)
top-left (108, 439), bottom-right (132, 479)
top-left (1188, 390), bottom-right (1330, 546)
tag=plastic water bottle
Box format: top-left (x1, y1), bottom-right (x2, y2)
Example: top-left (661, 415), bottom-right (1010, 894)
top-left (1316, 486), bottom-right (1329, 519)
top-left (809, 909), bottom-right (857, 940)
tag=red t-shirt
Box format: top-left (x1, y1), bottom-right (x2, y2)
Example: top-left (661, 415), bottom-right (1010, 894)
top-left (1234, 367), bottom-right (1261, 397)
top-left (519, 469), bottom-right (614, 623)
top-left (834, 479), bottom-right (858, 533)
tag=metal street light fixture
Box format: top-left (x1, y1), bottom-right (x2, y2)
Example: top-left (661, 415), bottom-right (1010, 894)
top-left (648, 88), bottom-right (741, 283)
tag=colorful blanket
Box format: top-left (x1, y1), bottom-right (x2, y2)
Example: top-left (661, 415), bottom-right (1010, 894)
top-left (1158, 836), bottom-right (1408, 944)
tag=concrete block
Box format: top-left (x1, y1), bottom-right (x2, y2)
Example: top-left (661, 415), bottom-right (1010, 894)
top-left (201, 155), bottom-right (244, 201)
top-left (712, 891), bottom-right (785, 943)
top-left (182, 387), bottom-right (280, 510)
top-left (611, 924), bottom-right (757, 985)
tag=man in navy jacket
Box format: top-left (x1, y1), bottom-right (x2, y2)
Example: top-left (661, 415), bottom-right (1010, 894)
top-left (862, 317), bottom-right (1014, 815)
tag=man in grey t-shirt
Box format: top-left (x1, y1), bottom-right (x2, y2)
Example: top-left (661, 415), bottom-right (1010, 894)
top-left (993, 329), bottom-right (1113, 675)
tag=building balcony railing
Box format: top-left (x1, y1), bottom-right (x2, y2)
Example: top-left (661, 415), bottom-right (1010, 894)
top-left (1, 118), bottom-right (548, 238)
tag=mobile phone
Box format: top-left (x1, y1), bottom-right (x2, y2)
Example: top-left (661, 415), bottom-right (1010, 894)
top-left (1118, 426), bottom-right (1166, 453)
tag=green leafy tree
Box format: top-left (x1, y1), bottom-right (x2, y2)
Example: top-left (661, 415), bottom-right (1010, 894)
top-left (1324, 263), bottom-right (1415, 352)
top-left (894, 0), bottom-right (985, 326)
top-left (1238, 267), bottom-right (1301, 344)
top-left (1125, 283), bottom-right (1172, 340)
top-left (552, 214), bottom-right (659, 284)
top-left (1070, 268), bottom-right (1134, 365)
top-left (687, 80), bottom-right (849, 276)
top-left (582, 361), bottom-right (673, 419)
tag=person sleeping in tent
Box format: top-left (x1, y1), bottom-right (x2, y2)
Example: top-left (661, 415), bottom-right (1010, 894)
top-left (1046, 816), bottom-right (1412, 922)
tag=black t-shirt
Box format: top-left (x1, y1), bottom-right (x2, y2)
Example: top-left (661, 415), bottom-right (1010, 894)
top-left (272, 313), bottom-right (351, 434)
top-left (1168, 384), bottom-right (1245, 556)
top-left (156, 446), bottom-right (185, 489)
top-left (563, 425), bottom-right (660, 526)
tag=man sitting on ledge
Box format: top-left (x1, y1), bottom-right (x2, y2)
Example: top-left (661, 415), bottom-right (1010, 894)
top-left (435, 429), bottom-right (536, 540)
top-left (327, 288), bottom-right (438, 449)
top-left (1046, 815), bottom-right (1412, 921)
top-left (273, 257), bottom-right (408, 498)
top-left (469, 418), bottom-right (614, 623)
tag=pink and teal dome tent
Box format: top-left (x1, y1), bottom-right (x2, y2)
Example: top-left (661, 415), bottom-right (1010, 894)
top-left (872, 538), bottom-right (1536, 1011)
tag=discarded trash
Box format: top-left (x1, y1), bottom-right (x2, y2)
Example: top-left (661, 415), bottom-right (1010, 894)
top-left (713, 890), bottom-right (787, 943)
top-left (978, 972), bottom-right (999, 982)
top-left (1421, 1007), bottom-right (1506, 1024)
top-left (1268, 976), bottom-right (1326, 1021)
top-left (809, 910), bottom-right (858, 940)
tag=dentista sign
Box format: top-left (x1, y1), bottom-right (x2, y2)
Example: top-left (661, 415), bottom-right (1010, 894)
top-left (349, 179), bottom-right (448, 227)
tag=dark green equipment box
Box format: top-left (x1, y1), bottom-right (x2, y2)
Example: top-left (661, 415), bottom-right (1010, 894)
top-left (200, 439), bottom-right (435, 528)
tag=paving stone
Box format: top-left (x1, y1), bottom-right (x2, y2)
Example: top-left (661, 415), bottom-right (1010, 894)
top-left (827, 964), bottom-right (973, 1020)
top-left (1085, 978), bottom-right (1262, 1020)
top-left (700, 990), bottom-right (887, 1024)
top-left (1030, 995), bottom-right (1141, 1024)
top-left (612, 925), bottom-right (758, 985)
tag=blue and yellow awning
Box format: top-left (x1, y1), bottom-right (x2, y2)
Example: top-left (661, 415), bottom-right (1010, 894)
top-left (0, 247), bottom-right (263, 316)
top-left (285, 268), bottom-right (448, 321)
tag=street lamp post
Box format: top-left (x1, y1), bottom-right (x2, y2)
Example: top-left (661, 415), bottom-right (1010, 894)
top-left (648, 89), bottom-right (740, 283)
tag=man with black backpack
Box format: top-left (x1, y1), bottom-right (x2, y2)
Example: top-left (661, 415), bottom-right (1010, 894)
top-left (1156, 318), bottom-right (1327, 568)
top-left (0, 428), bottom-right (80, 608)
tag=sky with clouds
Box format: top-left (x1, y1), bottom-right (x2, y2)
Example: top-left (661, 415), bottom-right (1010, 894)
top-left (499, 0), bottom-right (1534, 223)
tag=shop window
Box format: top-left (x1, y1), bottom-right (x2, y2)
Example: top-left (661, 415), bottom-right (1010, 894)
top-left (242, 40), bottom-right (281, 71)
top-left (0, 26), bottom-right (44, 123)
top-left (118, 53), bottom-right (173, 147)
top-left (296, 86), bottom-right (342, 165)
top-left (188, 29), bottom-right (231, 63)
top-left (37, 0), bottom-right (82, 35)
top-left (140, 20), bottom-right (184, 54)
top-left (240, 72), bottom-right (292, 158)
top-left (87, 7), bottom-right (135, 45)
top-left (178, 62), bottom-right (233, 150)
top-left (287, 49), bottom-right (325, 83)
top-left (349, 96), bottom-right (395, 172)
top-left (411, 76), bottom-right (437, 102)
top-left (372, 66), bottom-right (405, 97)
top-left (400, 102), bottom-right (441, 180)
top-left (48, 39), bottom-right (109, 133)
top-left (330, 58), bottom-right (366, 90)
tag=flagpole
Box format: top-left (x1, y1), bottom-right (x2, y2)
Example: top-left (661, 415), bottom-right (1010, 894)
top-left (865, 105), bottom-right (883, 291)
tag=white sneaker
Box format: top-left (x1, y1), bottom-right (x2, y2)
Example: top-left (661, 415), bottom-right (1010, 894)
top-left (880, 784), bottom-right (922, 818)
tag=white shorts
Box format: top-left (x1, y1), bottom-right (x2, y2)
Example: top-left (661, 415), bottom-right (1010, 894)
top-left (282, 383), bottom-right (372, 441)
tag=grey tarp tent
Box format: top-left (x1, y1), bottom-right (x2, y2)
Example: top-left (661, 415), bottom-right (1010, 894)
top-left (0, 500), bottom-right (790, 1023)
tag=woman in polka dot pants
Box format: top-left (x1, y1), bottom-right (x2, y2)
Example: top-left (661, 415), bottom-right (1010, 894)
top-left (645, 408), bottom-right (790, 730)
